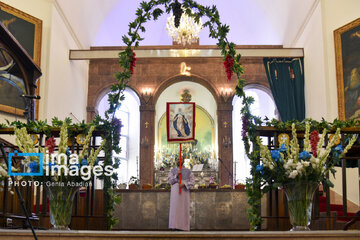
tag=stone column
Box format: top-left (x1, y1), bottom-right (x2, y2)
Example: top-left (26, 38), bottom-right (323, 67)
top-left (86, 106), bottom-right (97, 122)
top-left (217, 101), bottom-right (234, 187)
top-left (139, 97), bottom-right (155, 185)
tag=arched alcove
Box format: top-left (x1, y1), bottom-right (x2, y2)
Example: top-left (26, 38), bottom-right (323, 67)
top-left (97, 87), bottom-right (141, 183)
top-left (232, 84), bottom-right (278, 183)
top-left (154, 80), bottom-right (218, 173)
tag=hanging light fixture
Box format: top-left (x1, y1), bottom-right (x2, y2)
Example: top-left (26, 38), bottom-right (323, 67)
top-left (166, 5), bottom-right (202, 46)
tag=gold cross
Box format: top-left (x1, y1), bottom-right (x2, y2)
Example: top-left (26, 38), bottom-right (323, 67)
top-left (145, 122), bottom-right (150, 128)
top-left (223, 121), bottom-right (228, 128)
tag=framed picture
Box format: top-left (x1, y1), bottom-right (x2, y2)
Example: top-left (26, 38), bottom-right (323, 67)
top-left (166, 102), bottom-right (195, 142)
top-left (0, 2), bottom-right (42, 117)
top-left (334, 18), bottom-right (360, 120)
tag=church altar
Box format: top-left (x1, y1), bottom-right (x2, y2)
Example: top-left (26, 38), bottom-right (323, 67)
top-left (113, 189), bottom-right (267, 230)
top-left (154, 170), bottom-right (219, 187)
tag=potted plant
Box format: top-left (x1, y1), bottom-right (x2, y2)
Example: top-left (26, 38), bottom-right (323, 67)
top-left (142, 183), bottom-right (152, 190)
top-left (235, 180), bottom-right (246, 190)
top-left (128, 176), bottom-right (140, 190)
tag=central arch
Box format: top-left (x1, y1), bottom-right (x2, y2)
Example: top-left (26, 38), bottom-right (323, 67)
top-left (153, 74), bottom-right (220, 105)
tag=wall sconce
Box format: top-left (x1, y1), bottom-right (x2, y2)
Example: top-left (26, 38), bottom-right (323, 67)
top-left (222, 136), bottom-right (232, 148)
top-left (141, 136), bottom-right (149, 147)
top-left (220, 88), bottom-right (233, 103)
top-left (141, 88), bottom-right (152, 104)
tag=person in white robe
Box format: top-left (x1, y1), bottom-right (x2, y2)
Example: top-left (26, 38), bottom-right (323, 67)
top-left (168, 160), bottom-right (195, 231)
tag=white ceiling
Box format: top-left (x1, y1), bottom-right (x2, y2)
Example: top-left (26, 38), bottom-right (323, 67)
top-left (55, 0), bottom-right (318, 49)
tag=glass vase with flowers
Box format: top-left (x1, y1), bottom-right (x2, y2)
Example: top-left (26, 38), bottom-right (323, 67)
top-left (14, 123), bottom-right (106, 230)
top-left (257, 122), bottom-right (357, 231)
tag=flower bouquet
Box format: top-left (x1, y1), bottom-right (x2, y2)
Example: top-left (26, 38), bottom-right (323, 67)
top-left (208, 177), bottom-right (218, 189)
top-left (257, 122), bottom-right (357, 231)
top-left (14, 123), bottom-right (106, 230)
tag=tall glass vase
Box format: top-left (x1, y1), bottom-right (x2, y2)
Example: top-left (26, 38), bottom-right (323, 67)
top-left (283, 181), bottom-right (318, 231)
top-left (46, 185), bottom-right (79, 230)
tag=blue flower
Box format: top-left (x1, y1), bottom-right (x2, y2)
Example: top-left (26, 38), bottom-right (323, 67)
top-left (271, 150), bottom-right (281, 161)
top-left (256, 164), bottom-right (264, 175)
top-left (81, 159), bottom-right (88, 166)
top-left (278, 144), bottom-right (287, 153)
top-left (334, 144), bottom-right (343, 153)
top-left (29, 161), bottom-right (39, 173)
top-left (48, 162), bottom-right (58, 171)
top-left (299, 151), bottom-right (311, 160)
top-left (66, 148), bottom-right (71, 156)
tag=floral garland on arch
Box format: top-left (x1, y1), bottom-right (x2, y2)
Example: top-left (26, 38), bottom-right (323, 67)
top-left (105, 0), bottom-right (359, 231)
top-left (109, 0), bottom-right (259, 230)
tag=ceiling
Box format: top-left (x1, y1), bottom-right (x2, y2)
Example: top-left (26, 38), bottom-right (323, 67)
top-left (55, 0), bottom-right (318, 49)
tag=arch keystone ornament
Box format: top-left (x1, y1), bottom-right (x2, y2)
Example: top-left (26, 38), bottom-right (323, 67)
top-left (105, 0), bottom-right (261, 230)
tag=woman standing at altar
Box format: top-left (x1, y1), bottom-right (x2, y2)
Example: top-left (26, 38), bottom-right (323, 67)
top-left (168, 159), bottom-right (195, 231)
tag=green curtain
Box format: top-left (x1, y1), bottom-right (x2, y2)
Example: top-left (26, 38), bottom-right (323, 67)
top-left (263, 58), bottom-right (305, 122)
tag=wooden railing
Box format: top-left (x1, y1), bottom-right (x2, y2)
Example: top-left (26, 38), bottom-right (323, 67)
top-left (0, 128), bottom-right (107, 230)
top-left (256, 126), bottom-right (360, 230)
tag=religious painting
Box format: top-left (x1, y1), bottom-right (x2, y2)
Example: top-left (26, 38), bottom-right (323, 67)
top-left (334, 18), bottom-right (360, 120)
top-left (166, 102), bottom-right (195, 142)
top-left (160, 105), bottom-right (213, 150)
top-left (0, 2), bottom-right (42, 116)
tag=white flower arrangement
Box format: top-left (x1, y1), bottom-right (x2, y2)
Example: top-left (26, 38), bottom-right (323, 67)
top-left (256, 122), bottom-right (357, 188)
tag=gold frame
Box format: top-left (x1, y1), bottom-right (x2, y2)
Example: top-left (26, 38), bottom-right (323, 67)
top-left (334, 18), bottom-right (360, 120)
top-left (0, 2), bottom-right (42, 118)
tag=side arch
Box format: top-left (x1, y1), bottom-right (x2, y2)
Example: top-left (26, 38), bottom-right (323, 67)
top-left (87, 81), bottom-right (142, 121)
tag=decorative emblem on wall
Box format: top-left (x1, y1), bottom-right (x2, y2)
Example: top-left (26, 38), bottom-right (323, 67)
top-left (30, 134), bottom-right (38, 145)
top-left (278, 133), bottom-right (290, 145)
top-left (181, 89), bottom-right (192, 102)
top-left (329, 134), bottom-right (341, 145)
top-left (180, 62), bottom-right (191, 76)
top-left (76, 134), bottom-right (86, 145)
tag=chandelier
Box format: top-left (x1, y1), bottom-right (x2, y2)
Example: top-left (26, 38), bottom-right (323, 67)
top-left (166, 8), bottom-right (202, 46)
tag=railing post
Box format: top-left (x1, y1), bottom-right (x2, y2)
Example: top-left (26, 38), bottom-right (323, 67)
top-left (341, 158), bottom-right (347, 217)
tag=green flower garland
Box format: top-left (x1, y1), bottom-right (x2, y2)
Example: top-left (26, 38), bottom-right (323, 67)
top-left (109, 0), bottom-right (360, 231)
top-left (109, 0), bottom-right (258, 230)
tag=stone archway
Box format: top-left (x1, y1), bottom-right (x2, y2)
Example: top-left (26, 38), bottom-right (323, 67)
top-left (139, 73), bottom-right (234, 186)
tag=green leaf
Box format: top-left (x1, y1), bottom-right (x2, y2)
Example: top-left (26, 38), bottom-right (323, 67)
top-left (121, 35), bottom-right (130, 45)
top-left (152, 8), bottom-right (163, 20)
